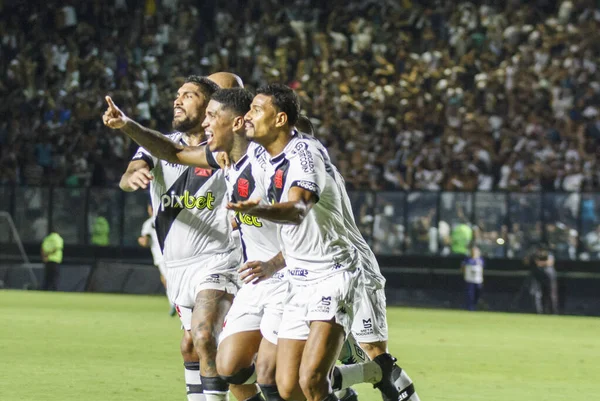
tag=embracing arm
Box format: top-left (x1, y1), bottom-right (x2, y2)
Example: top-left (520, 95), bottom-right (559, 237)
top-left (227, 187), bottom-right (316, 225)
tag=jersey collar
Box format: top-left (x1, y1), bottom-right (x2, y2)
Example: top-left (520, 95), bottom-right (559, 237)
top-left (233, 153), bottom-right (249, 171)
top-left (269, 130), bottom-right (299, 165)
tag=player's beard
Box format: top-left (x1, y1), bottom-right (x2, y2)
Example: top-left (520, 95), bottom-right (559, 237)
top-left (172, 115), bottom-right (199, 133)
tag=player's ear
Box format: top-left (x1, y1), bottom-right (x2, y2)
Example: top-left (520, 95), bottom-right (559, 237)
top-left (275, 112), bottom-right (288, 128)
top-left (232, 116), bottom-right (244, 132)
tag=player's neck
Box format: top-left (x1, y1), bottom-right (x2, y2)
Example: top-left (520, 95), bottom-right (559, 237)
top-left (264, 129), bottom-right (293, 157)
top-left (183, 130), bottom-right (206, 147)
top-left (229, 137), bottom-right (249, 165)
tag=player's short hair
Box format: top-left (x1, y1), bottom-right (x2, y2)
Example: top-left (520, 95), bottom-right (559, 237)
top-left (211, 88), bottom-right (253, 116)
top-left (256, 83), bottom-right (300, 126)
top-left (184, 75), bottom-right (220, 98)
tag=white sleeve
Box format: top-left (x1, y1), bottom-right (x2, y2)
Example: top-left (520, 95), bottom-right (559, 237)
top-left (131, 146), bottom-right (159, 170)
top-left (286, 141), bottom-right (326, 200)
top-left (140, 219), bottom-right (153, 236)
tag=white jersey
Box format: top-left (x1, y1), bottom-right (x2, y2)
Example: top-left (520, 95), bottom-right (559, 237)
top-left (333, 169), bottom-right (386, 290)
top-left (131, 132), bottom-right (234, 263)
top-left (295, 132), bottom-right (386, 289)
top-left (140, 217), bottom-right (163, 267)
top-left (263, 134), bottom-right (357, 283)
top-left (223, 143), bottom-right (282, 265)
top-left (463, 257), bottom-right (484, 284)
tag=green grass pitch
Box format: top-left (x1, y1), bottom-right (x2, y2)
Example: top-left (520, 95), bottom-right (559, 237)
top-left (0, 290), bottom-right (598, 401)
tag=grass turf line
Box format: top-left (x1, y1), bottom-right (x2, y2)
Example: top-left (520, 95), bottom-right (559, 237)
top-left (0, 290), bottom-right (598, 400)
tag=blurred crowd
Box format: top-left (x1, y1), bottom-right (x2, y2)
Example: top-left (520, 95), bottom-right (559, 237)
top-left (1, 0), bottom-right (600, 193)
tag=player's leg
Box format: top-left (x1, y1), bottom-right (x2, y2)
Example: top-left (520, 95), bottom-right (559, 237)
top-left (191, 288), bottom-right (235, 400)
top-left (180, 324), bottom-right (205, 401)
top-left (256, 337), bottom-right (284, 400)
top-left (299, 320), bottom-right (347, 401)
top-left (354, 288), bottom-right (420, 401)
top-left (217, 330), bottom-right (263, 400)
top-left (275, 338), bottom-right (307, 401)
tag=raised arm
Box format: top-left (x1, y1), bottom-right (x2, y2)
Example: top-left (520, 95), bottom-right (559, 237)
top-left (102, 96), bottom-right (213, 167)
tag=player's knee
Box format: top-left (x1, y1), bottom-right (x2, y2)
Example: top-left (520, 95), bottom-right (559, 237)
top-left (191, 325), bottom-right (216, 353)
top-left (275, 370), bottom-right (299, 400)
top-left (298, 367), bottom-right (328, 396)
top-left (359, 341), bottom-right (387, 359)
top-left (180, 331), bottom-right (196, 360)
top-left (219, 364), bottom-right (256, 385)
top-left (256, 356), bottom-right (276, 385)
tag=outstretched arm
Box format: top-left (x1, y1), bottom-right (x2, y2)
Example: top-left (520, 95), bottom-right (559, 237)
top-left (226, 187), bottom-right (316, 225)
top-left (102, 96), bottom-right (213, 167)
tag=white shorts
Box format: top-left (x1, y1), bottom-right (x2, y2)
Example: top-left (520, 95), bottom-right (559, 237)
top-left (166, 249), bottom-right (242, 330)
top-left (351, 286), bottom-right (388, 343)
top-left (219, 277), bottom-right (288, 345)
top-left (278, 269), bottom-right (361, 341)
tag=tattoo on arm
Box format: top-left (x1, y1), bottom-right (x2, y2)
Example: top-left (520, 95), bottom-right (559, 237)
top-left (121, 120), bottom-right (184, 163)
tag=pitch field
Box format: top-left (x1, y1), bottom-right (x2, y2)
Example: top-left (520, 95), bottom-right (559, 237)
top-left (0, 290), bottom-right (598, 401)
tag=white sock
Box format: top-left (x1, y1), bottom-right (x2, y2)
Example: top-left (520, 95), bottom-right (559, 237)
top-left (396, 368), bottom-right (420, 401)
top-left (203, 393), bottom-right (229, 401)
top-left (184, 364), bottom-right (206, 401)
top-left (336, 361), bottom-right (382, 389)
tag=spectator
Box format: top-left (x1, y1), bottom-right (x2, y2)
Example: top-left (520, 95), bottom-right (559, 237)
top-left (41, 231), bottom-right (64, 291)
top-left (451, 219), bottom-right (473, 256)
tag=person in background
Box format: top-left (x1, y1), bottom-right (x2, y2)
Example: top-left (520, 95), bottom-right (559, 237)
top-left (529, 246), bottom-right (559, 314)
top-left (451, 218), bottom-right (473, 256)
top-left (40, 231), bottom-right (64, 291)
top-left (138, 203), bottom-right (175, 316)
top-left (461, 245), bottom-right (484, 311)
top-left (91, 216), bottom-right (110, 246)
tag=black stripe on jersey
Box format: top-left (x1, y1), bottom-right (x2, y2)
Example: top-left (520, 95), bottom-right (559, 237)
top-left (231, 163), bottom-right (256, 203)
top-left (205, 146), bottom-right (221, 169)
top-left (267, 159), bottom-right (290, 203)
top-left (289, 180), bottom-right (320, 202)
top-left (131, 152), bottom-right (155, 169)
top-left (154, 167), bottom-right (214, 251)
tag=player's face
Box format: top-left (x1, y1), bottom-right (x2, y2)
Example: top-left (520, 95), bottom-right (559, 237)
top-left (244, 94), bottom-right (278, 146)
top-left (202, 100), bottom-right (235, 153)
top-left (172, 82), bottom-right (208, 133)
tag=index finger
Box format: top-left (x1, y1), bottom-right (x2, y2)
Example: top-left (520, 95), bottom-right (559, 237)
top-left (238, 261), bottom-right (259, 273)
top-left (105, 96), bottom-right (117, 111)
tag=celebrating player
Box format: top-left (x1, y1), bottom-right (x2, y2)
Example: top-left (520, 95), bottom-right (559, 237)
top-left (103, 74), bottom-right (257, 401)
top-left (226, 84), bottom-right (371, 401)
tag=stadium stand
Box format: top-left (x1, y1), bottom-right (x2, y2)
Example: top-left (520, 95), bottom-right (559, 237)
top-left (1, 0), bottom-right (599, 192)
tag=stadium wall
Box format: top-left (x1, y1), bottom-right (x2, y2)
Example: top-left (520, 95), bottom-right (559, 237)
top-left (1, 244), bottom-right (598, 316)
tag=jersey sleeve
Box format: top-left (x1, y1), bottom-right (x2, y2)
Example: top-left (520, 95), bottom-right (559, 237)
top-left (205, 146), bottom-right (221, 170)
top-left (131, 146), bottom-right (158, 170)
top-left (286, 141), bottom-right (326, 201)
top-left (140, 219), bottom-right (153, 237)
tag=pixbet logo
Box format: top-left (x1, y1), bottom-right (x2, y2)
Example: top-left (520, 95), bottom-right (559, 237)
top-left (160, 190), bottom-right (215, 211)
top-left (235, 211), bottom-right (262, 227)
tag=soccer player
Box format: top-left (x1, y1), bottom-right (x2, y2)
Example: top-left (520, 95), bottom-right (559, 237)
top-left (293, 118), bottom-right (420, 401)
top-left (227, 84), bottom-right (377, 401)
top-left (115, 84), bottom-right (395, 401)
top-left (102, 75), bottom-right (256, 401)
